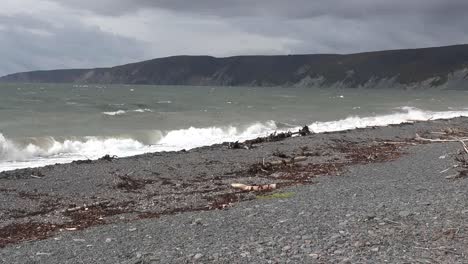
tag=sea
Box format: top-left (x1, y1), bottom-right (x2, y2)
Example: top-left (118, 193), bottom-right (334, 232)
top-left (1, 83), bottom-right (468, 172)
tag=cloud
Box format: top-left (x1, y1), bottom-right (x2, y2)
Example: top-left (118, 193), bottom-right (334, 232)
top-left (1, 0), bottom-right (468, 75)
top-left (0, 1), bottom-right (148, 76)
top-left (53, 0), bottom-right (468, 20)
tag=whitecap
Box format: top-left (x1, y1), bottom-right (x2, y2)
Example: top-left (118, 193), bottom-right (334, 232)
top-left (3, 107), bottom-right (468, 172)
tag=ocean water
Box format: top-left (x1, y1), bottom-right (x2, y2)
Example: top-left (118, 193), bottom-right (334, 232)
top-left (1, 83), bottom-right (468, 172)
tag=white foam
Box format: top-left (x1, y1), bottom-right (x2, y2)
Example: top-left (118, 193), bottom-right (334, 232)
top-left (308, 107), bottom-right (468, 133)
top-left (102, 109), bottom-right (153, 116)
top-left (2, 107), bottom-right (468, 172)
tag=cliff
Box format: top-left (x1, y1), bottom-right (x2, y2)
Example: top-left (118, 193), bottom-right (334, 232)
top-left (1, 44), bottom-right (468, 89)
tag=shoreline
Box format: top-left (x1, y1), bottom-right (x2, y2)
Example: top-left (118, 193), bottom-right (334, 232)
top-left (1, 117), bottom-right (468, 262)
top-left (3, 105), bottom-right (468, 173)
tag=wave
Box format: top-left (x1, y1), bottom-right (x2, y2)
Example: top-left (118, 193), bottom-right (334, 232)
top-left (2, 107), bottom-right (468, 172)
top-left (102, 108), bottom-right (154, 116)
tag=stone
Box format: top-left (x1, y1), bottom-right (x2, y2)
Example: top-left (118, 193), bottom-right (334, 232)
top-left (194, 253), bottom-right (203, 260)
top-left (192, 218), bottom-right (203, 225)
top-left (240, 252), bottom-right (249, 257)
top-left (334, 249), bottom-right (344, 255)
top-left (399, 210), bottom-right (411, 217)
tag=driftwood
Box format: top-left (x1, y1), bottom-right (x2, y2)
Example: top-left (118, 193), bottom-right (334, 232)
top-left (446, 170), bottom-right (468, 179)
top-left (415, 134), bottom-right (468, 143)
top-left (227, 126), bottom-right (312, 150)
top-left (61, 201), bottom-right (110, 213)
top-left (415, 134), bottom-right (468, 154)
top-left (269, 156), bottom-right (307, 166)
top-left (231, 183), bottom-right (277, 191)
top-left (418, 130), bottom-right (468, 179)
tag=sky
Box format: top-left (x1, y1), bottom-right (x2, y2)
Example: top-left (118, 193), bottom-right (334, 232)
top-left (1, 0), bottom-right (467, 76)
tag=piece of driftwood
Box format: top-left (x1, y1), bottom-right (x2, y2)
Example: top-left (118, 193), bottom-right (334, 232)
top-left (231, 183), bottom-right (277, 191)
top-left (269, 156), bottom-right (307, 166)
top-left (415, 134), bottom-right (468, 143)
top-left (62, 201), bottom-right (110, 213)
top-left (415, 134), bottom-right (468, 154)
top-left (227, 126), bottom-right (312, 150)
top-left (457, 138), bottom-right (468, 154)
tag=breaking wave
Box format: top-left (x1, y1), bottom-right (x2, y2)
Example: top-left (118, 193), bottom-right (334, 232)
top-left (102, 108), bottom-right (153, 116)
top-left (2, 107), bottom-right (468, 172)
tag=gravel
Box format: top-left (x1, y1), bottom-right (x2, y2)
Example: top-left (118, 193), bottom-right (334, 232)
top-left (1, 118), bottom-right (468, 263)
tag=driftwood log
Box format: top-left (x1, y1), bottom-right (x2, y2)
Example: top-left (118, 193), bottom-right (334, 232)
top-left (61, 201), bottom-right (110, 213)
top-left (231, 183), bottom-right (277, 191)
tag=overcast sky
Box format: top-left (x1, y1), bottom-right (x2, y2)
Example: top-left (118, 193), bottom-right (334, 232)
top-left (1, 0), bottom-right (468, 76)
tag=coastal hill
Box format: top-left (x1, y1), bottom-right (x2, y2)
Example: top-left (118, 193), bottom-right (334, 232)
top-left (1, 44), bottom-right (468, 88)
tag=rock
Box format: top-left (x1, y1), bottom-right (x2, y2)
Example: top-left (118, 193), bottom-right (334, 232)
top-left (371, 247), bottom-right (379, 252)
top-left (399, 210), bottom-right (411, 217)
top-left (309, 253), bottom-right (320, 259)
top-left (334, 249), bottom-right (344, 255)
top-left (193, 253), bottom-right (203, 260)
top-left (282, 246), bottom-right (291, 252)
top-left (353, 241), bottom-right (364, 248)
top-left (192, 218), bottom-right (203, 225)
top-left (105, 238), bottom-right (112, 243)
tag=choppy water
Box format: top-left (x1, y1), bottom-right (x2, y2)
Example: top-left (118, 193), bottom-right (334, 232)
top-left (1, 83), bottom-right (468, 171)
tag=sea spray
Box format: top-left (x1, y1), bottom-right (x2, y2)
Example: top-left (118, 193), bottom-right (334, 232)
top-left (2, 107), bottom-right (468, 172)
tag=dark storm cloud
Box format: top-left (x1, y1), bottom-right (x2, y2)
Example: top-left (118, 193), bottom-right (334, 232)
top-left (55, 0), bottom-right (468, 19)
top-left (1, 0), bottom-right (468, 76)
top-left (51, 0), bottom-right (468, 54)
top-left (0, 14), bottom-right (148, 76)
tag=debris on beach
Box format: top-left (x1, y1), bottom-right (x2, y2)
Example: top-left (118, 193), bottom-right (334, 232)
top-left (231, 183), bottom-right (277, 191)
top-left (115, 174), bottom-right (156, 192)
top-left (226, 125), bottom-right (312, 149)
top-left (99, 155), bottom-right (117, 162)
top-left (414, 129), bottom-right (468, 179)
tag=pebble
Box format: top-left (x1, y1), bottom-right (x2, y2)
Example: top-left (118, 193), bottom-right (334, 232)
top-left (282, 246), bottom-right (291, 252)
top-left (105, 238), bottom-right (112, 243)
top-left (36, 252), bottom-right (52, 256)
top-left (399, 210), bottom-right (412, 217)
top-left (192, 218), bottom-right (203, 225)
top-left (353, 241), bottom-right (364, 248)
top-left (371, 247), bottom-right (379, 252)
top-left (334, 249), bottom-right (344, 255)
top-left (193, 253), bottom-right (203, 260)
top-left (309, 253), bottom-right (319, 259)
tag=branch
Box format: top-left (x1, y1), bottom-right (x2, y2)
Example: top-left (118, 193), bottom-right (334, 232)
top-left (231, 183), bottom-right (277, 191)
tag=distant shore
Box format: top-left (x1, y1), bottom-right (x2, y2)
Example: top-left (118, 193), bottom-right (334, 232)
top-left (1, 117), bottom-right (468, 263)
